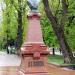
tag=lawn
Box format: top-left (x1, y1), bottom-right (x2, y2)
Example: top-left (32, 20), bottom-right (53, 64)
top-left (48, 55), bottom-right (64, 65)
top-left (48, 55), bottom-right (75, 68)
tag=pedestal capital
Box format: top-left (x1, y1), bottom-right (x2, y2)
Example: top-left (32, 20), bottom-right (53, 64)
top-left (27, 11), bottom-right (41, 19)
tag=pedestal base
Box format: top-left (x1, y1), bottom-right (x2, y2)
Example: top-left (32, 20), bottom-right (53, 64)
top-left (19, 43), bottom-right (50, 75)
top-left (19, 57), bottom-right (50, 75)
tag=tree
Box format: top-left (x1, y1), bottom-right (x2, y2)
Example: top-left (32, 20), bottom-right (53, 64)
top-left (2, 0), bottom-right (12, 54)
top-left (1, 0), bottom-right (27, 51)
top-left (42, 0), bottom-right (74, 63)
top-left (16, 0), bottom-right (23, 50)
top-left (12, 0), bottom-right (27, 50)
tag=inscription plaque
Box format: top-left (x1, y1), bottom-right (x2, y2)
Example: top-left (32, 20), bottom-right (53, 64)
top-left (28, 61), bottom-right (44, 67)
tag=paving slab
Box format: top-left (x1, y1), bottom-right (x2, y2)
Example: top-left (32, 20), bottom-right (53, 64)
top-left (0, 52), bottom-right (21, 66)
top-left (0, 64), bottom-right (75, 75)
top-left (48, 64), bottom-right (75, 75)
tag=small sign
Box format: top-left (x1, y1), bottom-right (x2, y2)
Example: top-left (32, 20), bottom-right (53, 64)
top-left (28, 60), bottom-right (44, 67)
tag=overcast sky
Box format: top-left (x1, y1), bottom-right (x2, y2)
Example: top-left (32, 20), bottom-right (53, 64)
top-left (0, 4), bottom-right (2, 23)
top-left (0, 4), bottom-right (2, 15)
top-left (0, 1), bottom-right (5, 24)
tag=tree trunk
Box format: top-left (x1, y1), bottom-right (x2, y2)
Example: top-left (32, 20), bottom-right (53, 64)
top-left (16, 0), bottom-right (23, 50)
top-left (52, 47), bottom-right (55, 55)
top-left (43, 0), bottom-right (74, 64)
top-left (57, 31), bottom-right (73, 63)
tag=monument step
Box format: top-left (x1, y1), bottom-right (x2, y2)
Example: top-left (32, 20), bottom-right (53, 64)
top-left (19, 71), bottom-right (50, 75)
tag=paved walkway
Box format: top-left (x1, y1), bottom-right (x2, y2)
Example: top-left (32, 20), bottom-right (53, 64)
top-left (48, 64), bottom-right (75, 75)
top-left (0, 64), bottom-right (75, 75)
top-left (50, 51), bottom-right (62, 55)
top-left (0, 52), bottom-right (21, 66)
top-left (0, 66), bottom-right (18, 75)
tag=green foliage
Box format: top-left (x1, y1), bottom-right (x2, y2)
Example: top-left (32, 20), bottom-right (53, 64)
top-left (39, 0), bottom-right (75, 51)
top-left (0, 0), bottom-right (27, 50)
top-left (0, 0), bottom-right (75, 51)
top-left (41, 17), bottom-right (59, 47)
top-left (65, 25), bottom-right (75, 50)
top-left (1, 0), bottom-right (18, 47)
top-left (39, 1), bottom-right (59, 47)
top-left (64, 0), bottom-right (75, 50)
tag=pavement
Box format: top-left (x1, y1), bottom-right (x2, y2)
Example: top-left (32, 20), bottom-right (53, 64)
top-left (48, 64), bottom-right (75, 75)
top-left (0, 65), bottom-right (75, 75)
top-left (0, 51), bottom-right (21, 66)
top-left (0, 51), bottom-right (75, 75)
top-left (50, 51), bottom-right (62, 55)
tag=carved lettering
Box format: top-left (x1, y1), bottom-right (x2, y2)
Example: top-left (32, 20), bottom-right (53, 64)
top-left (28, 61), bottom-right (44, 67)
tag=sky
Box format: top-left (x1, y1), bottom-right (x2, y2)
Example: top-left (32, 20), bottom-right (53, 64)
top-left (28, 0), bottom-right (40, 7)
top-left (0, 3), bottom-right (2, 24)
top-left (0, 1), bottom-right (5, 24)
top-left (0, 4), bottom-right (1, 12)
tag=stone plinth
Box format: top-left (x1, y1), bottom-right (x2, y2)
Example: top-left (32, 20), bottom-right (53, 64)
top-left (19, 12), bottom-right (50, 75)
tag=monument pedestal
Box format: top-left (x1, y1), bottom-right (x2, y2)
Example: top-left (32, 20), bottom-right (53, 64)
top-left (19, 13), bottom-right (50, 75)
top-left (19, 43), bottom-right (49, 75)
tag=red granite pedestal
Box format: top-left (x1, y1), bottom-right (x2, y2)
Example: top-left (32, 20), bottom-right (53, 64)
top-left (19, 12), bottom-right (50, 75)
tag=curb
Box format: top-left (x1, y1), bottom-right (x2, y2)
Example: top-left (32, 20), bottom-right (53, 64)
top-left (48, 62), bottom-right (75, 70)
top-left (48, 62), bottom-right (61, 67)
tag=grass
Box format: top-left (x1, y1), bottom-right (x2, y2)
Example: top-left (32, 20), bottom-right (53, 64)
top-left (48, 55), bottom-right (75, 67)
top-left (48, 55), bottom-right (64, 65)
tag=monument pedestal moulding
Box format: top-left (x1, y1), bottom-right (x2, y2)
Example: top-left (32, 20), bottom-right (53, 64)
top-left (18, 12), bottom-right (50, 75)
